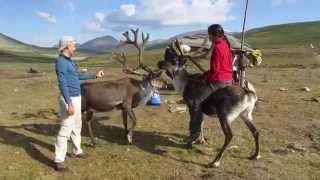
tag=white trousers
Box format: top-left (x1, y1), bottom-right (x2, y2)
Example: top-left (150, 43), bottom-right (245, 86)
top-left (54, 96), bottom-right (83, 163)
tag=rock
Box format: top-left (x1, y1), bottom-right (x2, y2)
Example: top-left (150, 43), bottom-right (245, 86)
top-left (287, 143), bottom-right (307, 152)
top-left (7, 166), bottom-right (15, 170)
top-left (303, 97), bottom-right (320, 102)
top-left (168, 105), bottom-right (187, 113)
top-left (24, 124), bottom-right (36, 131)
top-left (13, 88), bottom-right (18, 92)
top-left (301, 87), bottom-right (311, 92)
top-left (279, 87), bottom-right (288, 91)
top-left (312, 97), bottom-right (320, 102)
top-left (228, 145), bottom-right (239, 150)
top-left (164, 99), bottom-right (176, 104)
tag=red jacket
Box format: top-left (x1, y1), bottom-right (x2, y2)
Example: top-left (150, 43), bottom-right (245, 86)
top-left (204, 37), bottom-right (233, 82)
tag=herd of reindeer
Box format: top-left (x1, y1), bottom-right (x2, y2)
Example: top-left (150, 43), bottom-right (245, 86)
top-left (80, 29), bottom-right (260, 168)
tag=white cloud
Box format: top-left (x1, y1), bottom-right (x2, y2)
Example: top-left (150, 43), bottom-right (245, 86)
top-left (138, 0), bottom-right (233, 26)
top-left (82, 12), bottom-right (107, 33)
top-left (272, 0), bottom-right (298, 6)
top-left (54, 0), bottom-right (75, 12)
top-left (95, 12), bottom-right (106, 23)
top-left (83, 21), bottom-right (106, 32)
top-left (84, 0), bottom-right (234, 32)
top-left (120, 4), bottom-right (136, 16)
top-left (34, 11), bottom-right (57, 24)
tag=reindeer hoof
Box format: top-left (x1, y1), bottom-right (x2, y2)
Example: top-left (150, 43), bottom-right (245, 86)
top-left (127, 135), bottom-right (133, 144)
top-left (185, 142), bottom-right (193, 149)
top-left (194, 137), bottom-right (206, 144)
top-left (249, 154), bottom-right (261, 160)
top-left (206, 161), bottom-right (220, 168)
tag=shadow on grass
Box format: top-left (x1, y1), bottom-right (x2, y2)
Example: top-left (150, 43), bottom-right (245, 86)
top-left (83, 120), bottom-right (187, 155)
top-left (0, 125), bottom-right (55, 168)
top-left (0, 118), bottom-right (203, 167)
top-left (0, 52), bottom-right (54, 64)
top-left (18, 120), bottom-right (187, 156)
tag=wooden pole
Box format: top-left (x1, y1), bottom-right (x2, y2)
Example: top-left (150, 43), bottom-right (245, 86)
top-left (239, 0), bottom-right (249, 87)
top-left (188, 56), bottom-right (206, 73)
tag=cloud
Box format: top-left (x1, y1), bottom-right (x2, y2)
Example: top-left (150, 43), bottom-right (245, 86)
top-left (120, 4), bottom-right (136, 16)
top-left (95, 12), bottom-right (106, 23)
top-left (83, 21), bottom-right (106, 32)
top-left (83, 12), bottom-right (107, 32)
top-left (34, 11), bottom-right (57, 24)
top-left (272, 0), bottom-right (298, 6)
top-left (54, 0), bottom-right (75, 12)
top-left (83, 0), bottom-right (234, 32)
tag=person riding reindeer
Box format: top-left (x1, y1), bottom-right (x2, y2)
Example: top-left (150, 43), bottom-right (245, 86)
top-left (187, 24), bottom-right (234, 144)
top-left (163, 24), bottom-right (234, 144)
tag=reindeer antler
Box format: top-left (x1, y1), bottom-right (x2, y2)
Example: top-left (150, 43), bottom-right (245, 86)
top-left (110, 52), bottom-right (144, 76)
top-left (172, 38), bottom-right (207, 72)
top-left (111, 28), bottom-right (157, 76)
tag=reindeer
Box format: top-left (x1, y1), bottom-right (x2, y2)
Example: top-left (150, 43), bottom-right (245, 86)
top-left (81, 29), bottom-right (160, 146)
top-left (158, 40), bottom-right (260, 168)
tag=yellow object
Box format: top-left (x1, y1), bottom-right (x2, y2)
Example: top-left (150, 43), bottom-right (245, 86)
top-left (247, 49), bottom-right (262, 66)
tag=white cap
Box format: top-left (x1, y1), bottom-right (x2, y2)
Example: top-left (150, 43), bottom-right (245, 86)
top-left (59, 36), bottom-right (76, 52)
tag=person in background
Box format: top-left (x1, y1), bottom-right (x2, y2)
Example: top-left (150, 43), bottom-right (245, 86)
top-left (54, 36), bottom-right (104, 171)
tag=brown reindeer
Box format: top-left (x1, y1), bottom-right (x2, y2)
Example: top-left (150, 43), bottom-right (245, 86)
top-left (158, 40), bottom-right (260, 168)
top-left (81, 29), bottom-right (160, 146)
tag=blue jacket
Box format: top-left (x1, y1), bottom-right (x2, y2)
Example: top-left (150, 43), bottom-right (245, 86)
top-left (55, 55), bottom-right (96, 103)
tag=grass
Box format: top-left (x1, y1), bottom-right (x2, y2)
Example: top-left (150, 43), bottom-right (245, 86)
top-left (242, 21), bottom-right (320, 49)
top-left (0, 47), bottom-right (320, 179)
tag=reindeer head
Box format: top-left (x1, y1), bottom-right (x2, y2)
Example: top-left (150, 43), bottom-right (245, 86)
top-left (158, 39), bottom-right (188, 79)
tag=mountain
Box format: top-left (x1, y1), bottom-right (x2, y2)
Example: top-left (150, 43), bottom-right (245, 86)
top-left (78, 35), bottom-right (118, 53)
top-left (146, 30), bottom-right (250, 51)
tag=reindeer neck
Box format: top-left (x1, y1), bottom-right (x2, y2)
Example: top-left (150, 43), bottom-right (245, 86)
top-left (138, 78), bottom-right (154, 103)
top-left (172, 69), bottom-right (188, 96)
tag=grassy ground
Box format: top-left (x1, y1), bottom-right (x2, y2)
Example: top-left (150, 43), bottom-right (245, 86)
top-left (0, 48), bottom-right (320, 180)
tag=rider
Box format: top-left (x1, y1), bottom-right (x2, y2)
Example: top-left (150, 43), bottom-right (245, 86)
top-left (187, 24), bottom-right (233, 144)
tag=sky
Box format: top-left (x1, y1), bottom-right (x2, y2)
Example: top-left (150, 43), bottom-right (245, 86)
top-left (0, 0), bottom-right (319, 47)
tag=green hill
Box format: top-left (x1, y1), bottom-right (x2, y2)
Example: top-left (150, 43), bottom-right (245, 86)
top-left (0, 33), bottom-right (94, 58)
top-left (243, 21), bottom-right (320, 48)
top-left (0, 33), bottom-right (45, 56)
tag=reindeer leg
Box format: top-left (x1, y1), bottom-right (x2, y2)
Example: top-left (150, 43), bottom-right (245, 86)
top-left (194, 121), bottom-right (206, 144)
top-left (126, 108), bottom-right (137, 144)
top-left (122, 109), bottom-right (129, 138)
top-left (86, 111), bottom-right (96, 147)
top-left (186, 105), bottom-right (204, 148)
top-left (208, 117), bottom-right (233, 168)
top-left (241, 111), bottom-right (260, 160)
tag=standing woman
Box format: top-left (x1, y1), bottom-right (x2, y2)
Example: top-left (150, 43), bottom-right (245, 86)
top-left (187, 24), bottom-right (233, 144)
top-left (54, 36), bottom-right (104, 171)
